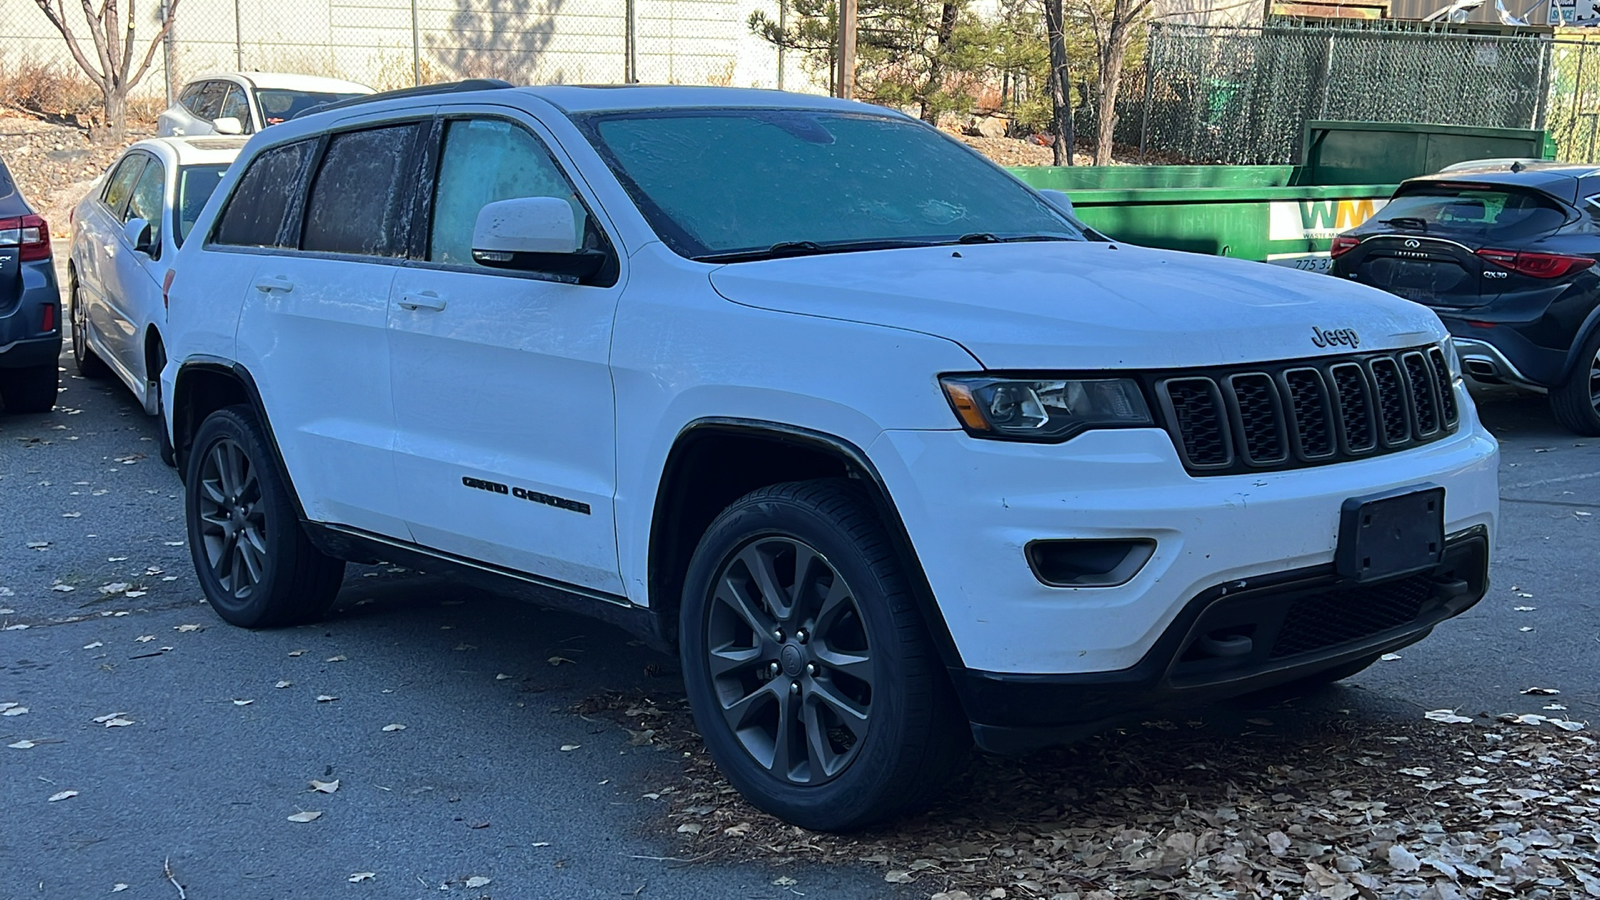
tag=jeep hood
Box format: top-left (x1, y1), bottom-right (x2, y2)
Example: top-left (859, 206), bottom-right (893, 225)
top-left (707, 242), bottom-right (1444, 370)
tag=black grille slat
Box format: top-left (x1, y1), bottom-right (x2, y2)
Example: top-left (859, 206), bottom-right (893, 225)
top-left (1228, 374), bottom-right (1287, 463)
top-left (1428, 347), bottom-right (1459, 426)
top-left (1155, 345), bottom-right (1459, 476)
top-left (1163, 378), bottom-right (1230, 467)
top-left (1268, 575), bottom-right (1435, 659)
top-left (1369, 358), bottom-right (1412, 445)
top-left (1284, 368), bottom-right (1334, 458)
top-left (1329, 363), bottom-right (1377, 453)
top-left (1403, 352), bottom-right (1440, 435)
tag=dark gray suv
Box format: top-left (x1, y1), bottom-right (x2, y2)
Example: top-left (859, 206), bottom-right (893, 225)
top-left (0, 153), bottom-right (61, 413)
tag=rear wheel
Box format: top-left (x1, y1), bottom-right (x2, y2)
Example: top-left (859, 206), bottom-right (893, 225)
top-left (0, 364), bottom-right (59, 413)
top-left (679, 479), bottom-right (968, 832)
top-left (69, 278), bottom-right (108, 379)
top-left (185, 406), bottom-right (344, 627)
top-left (1551, 329), bottom-right (1600, 436)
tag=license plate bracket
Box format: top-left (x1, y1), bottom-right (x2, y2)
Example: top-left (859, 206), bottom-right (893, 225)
top-left (1336, 486), bottom-right (1445, 583)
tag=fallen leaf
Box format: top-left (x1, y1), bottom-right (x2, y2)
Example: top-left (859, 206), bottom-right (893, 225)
top-left (1514, 605), bottom-right (1537, 611)
top-left (311, 779), bottom-right (340, 793)
top-left (315, 695), bottom-right (338, 703)
top-left (381, 723), bottom-right (406, 732)
top-left (51, 584), bottom-right (75, 592)
top-left (47, 790), bottom-right (78, 802)
top-left (1520, 626), bottom-right (1534, 632)
top-left (1522, 687), bottom-right (1560, 695)
top-left (232, 699), bottom-right (253, 706)
top-left (1267, 830), bottom-right (1291, 856)
top-left (275, 681), bottom-right (292, 689)
top-left (112, 885), bottom-right (128, 892)
top-left (548, 655), bottom-right (576, 666)
top-left (325, 655), bottom-right (347, 662)
top-left (885, 870), bottom-right (915, 883)
top-left (1424, 709), bottom-right (1472, 724)
top-left (1380, 652), bottom-right (1402, 661)
top-left (676, 823), bottom-right (702, 834)
top-left (163, 541), bottom-right (184, 546)
top-left (2, 706), bottom-right (28, 717)
top-left (1388, 844), bottom-right (1421, 873)
top-left (560, 743), bottom-right (580, 751)
top-left (174, 624), bottom-right (202, 632)
top-left (61, 511), bottom-right (81, 518)
top-left (464, 876), bottom-right (491, 888)
top-left (104, 718), bottom-right (133, 728)
top-left (348, 872), bottom-right (374, 883)
top-left (772, 876), bottom-right (798, 887)
top-left (9, 740), bottom-right (35, 749)
top-left (1456, 776), bottom-right (1490, 785)
top-left (287, 649), bottom-right (306, 657)
top-left (135, 635), bottom-right (154, 643)
top-left (286, 811), bottom-right (321, 823)
top-left (98, 582), bottom-right (129, 595)
top-left (495, 673), bottom-right (511, 680)
top-left (26, 541), bottom-right (49, 549)
top-left (3, 624), bottom-right (28, 631)
top-left (124, 591), bottom-right (146, 599)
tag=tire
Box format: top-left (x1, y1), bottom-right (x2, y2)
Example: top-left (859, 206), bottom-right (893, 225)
top-left (69, 277), bottom-right (109, 379)
top-left (679, 478), bottom-right (969, 832)
top-left (1550, 328), bottom-right (1600, 436)
top-left (184, 405), bottom-right (344, 628)
top-left (0, 364), bottom-right (59, 414)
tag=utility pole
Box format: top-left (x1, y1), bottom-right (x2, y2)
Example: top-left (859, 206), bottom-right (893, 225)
top-left (835, 0), bottom-right (856, 99)
top-left (234, 0), bottom-right (243, 69)
top-left (625, 0), bottom-right (638, 83)
top-left (411, 0), bottom-right (421, 85)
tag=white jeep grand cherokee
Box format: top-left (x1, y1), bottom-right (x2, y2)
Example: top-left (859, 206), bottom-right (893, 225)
top-left (161, 82), bottom-right (1499, 831)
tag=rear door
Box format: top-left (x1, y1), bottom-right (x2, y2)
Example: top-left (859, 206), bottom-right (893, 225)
top-left (1340, 181), bottom-right (1580, 309)
top-left (101, 153), bottom-right (167, 380)
top-left (80, 153), bottom-right (146, 354)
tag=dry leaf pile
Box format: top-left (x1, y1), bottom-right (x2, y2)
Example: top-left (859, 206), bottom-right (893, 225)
top-left (577, 692), bottom-right (1600, 899)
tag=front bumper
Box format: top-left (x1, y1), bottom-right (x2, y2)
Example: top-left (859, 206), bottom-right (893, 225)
top-left (955, 526), bottom-right (1487, 752)
top-left (869, 389), bottom-right (1498, 677)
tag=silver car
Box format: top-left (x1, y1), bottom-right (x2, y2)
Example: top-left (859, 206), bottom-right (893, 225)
top-left (157, 72), bottom-right (373, 137)
top-left (68, 136), bottom-right (243, 462)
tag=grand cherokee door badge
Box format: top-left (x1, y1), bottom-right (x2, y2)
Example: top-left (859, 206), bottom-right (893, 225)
top-left (461, 476), bottom-right (591, 515)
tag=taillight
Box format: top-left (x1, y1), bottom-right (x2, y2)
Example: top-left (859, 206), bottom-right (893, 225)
top-left (40, 302), bottom-right (55, 332)
top-left (1476, 248), bottom-right (1594, 279)
top-left (1330, 236), bottom-right (1360, 258)
top-left (0, 215), bottom-right (50, 261)
top-left (162, 269), bottom-right (176, 310)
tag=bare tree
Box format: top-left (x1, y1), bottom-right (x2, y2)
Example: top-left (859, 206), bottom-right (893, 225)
top-left (1079, 0), bottom-right (1153, 165)
top-left (1041, 0), bottom-right (1073, 165)
top-left (29, 0), bottom-right (179, 141)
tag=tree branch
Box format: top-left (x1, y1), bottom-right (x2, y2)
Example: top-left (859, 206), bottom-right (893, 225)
top-left (126, 0), bottom-right (177, 89)
top-left (30, 0), bottom-right (107, 87)
top-left (77, 0), bottom-right (115, 83)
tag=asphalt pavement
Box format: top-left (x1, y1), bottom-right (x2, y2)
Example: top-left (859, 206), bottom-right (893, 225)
top-left (2, 329), bottom-right (1595, 899)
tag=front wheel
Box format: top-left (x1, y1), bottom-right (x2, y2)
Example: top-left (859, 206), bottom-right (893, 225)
top-left (679, 479), bottom-right (968, 832)
top-left (184, 406), bottom-right (344, 627)
top-left (1551, 329), bottom-right (1600, 436)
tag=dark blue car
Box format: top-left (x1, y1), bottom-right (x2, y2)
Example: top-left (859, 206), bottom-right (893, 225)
top-left (0, 153), bottom-right (61, 413)
top-left (1332, 161), bottom-right (1600, 435)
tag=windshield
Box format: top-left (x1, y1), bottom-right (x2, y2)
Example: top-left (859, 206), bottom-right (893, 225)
top-left (256, 89), bottom-right (368, 125)
top-left (175, 164), bottom-right (230, 245)
top-left (1377, 184), bottom-right (1570, 240)
top-left (576, 109), bottom-right (1085, 261)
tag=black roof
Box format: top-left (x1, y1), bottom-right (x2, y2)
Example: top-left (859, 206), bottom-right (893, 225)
top-left (1404, 161), bottom-right (1600, 204)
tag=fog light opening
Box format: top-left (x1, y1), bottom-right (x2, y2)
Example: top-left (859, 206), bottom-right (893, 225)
top-left (1025, 538), bottom-right (1156, 588)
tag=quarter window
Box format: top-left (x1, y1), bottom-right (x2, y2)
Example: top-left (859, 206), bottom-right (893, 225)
top-left (213, 141), bottom-right (313, 248)
top-left (194, 81), bottom-right (228, 121)
top-left (101, 155), bottom-right (146, 215)
top-left (428, 118), bottom-right (591, 267)
top-left (301, 123), bottom-right (421, 257)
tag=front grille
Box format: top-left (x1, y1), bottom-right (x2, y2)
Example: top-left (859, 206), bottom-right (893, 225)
top-left (1155, 345), bottom-right (1459, 475)
top-left (1268, 574), bottom-right (1435, 659)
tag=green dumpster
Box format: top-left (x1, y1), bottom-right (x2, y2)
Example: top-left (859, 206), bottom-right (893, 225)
top-left (1005, 121), bottom-right (1554, 270)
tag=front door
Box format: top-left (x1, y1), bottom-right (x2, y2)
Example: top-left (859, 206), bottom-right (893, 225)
top-left (386, 112), bottom-right (626, 595)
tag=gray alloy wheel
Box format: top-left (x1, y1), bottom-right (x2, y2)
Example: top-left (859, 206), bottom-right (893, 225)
top-left (195, 437), bottom-right (270, 600)
top-left (706, 536), bottom-right (874, 785)
top-left (1551, 330), bottom-right (1600, 436)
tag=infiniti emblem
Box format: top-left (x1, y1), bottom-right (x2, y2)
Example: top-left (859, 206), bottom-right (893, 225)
top-left (1404, 239), bottom-right (1420, 249)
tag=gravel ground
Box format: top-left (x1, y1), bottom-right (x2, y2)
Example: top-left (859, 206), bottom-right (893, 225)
top-left (0, 110), bottom-right (154, 236)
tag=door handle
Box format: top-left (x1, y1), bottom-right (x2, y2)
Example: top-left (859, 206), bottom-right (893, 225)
top-left (398, 291), bottom-right (446, 311)
top-left (253, 275), bottom-right (294, 294)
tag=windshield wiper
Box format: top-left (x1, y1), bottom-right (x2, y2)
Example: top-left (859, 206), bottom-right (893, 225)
top-left (957, 232), bottom-right (1076, 244)
top-left (1379, 216), bottom-right (1429, 232)
top-left (694, 239), bottom-right (932, 264)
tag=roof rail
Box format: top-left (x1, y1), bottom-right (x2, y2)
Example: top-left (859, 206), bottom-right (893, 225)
top-left (292, 78), bottom-right (515, 120)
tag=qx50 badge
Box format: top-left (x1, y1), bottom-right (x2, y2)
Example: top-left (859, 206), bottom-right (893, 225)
top-left (1311, 326), bottom-right (1360, 349)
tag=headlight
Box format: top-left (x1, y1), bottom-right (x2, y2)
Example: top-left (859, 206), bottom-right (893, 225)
top-left (940, 376), bottom-right (1152, 441)
top-left (1440, 337), bottom-right (1463, 383)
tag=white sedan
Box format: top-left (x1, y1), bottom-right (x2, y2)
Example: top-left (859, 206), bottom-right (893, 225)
top-left (68, 136), bottom-right (243, 464)
top-left (157, 72), bottom-right (373, 137)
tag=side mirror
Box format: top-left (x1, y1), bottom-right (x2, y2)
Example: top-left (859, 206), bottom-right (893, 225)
top-left (1040, 189), bottom-right (1075, 217)
top-left (471, 196), bottom-right (605, 279)
top-left (123, 217), bottom-right (155, 256)
top-left (212, 116), bottom-right (244, 135)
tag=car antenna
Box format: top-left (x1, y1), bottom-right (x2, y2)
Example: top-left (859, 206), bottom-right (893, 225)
top-left (1511, 160), bottom-right (1525, 173)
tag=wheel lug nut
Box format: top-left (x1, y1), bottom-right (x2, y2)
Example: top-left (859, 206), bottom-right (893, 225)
top-left (768, 662), bottom-right (779, 677)
top-left (772, 629), bottom-right (784, 642)
top-left (796, 629), bottom-right (808, 644)
top-left (789, 682), bottom-right (800, 694)
top-left (805, 663), bottom-right (816, 676)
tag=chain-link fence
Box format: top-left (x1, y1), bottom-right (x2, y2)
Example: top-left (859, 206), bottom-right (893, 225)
top-left (1119, 22), bottom-right (1556, 165)
top-left (0, 0), bottom-right (793, 108)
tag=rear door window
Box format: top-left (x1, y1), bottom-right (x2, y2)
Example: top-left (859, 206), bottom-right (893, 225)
top-left (101, 154), bottom-right (146, 216)
top-left (213, 141), bottom-right (313, 247)
top-left (217, 86), bottom-right (252, 132)
top-left (194, 82), bottom-right (229, 121)
top-left (301, 123), bottom-right (422, 258)
top-left (1378, 185), bottom-right (1570, 240)
top-left (179, 83), bottom-right (204, 113)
